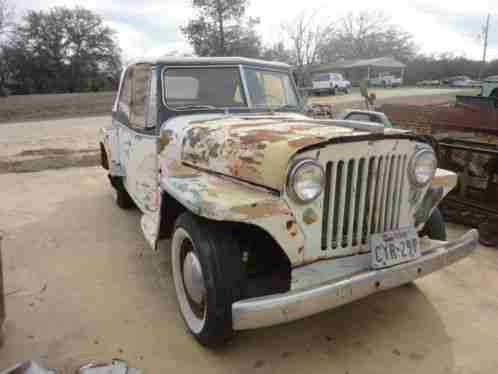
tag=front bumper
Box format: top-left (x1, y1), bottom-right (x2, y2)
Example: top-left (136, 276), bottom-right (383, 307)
top-left (232, 229), bottom-right (478, 330)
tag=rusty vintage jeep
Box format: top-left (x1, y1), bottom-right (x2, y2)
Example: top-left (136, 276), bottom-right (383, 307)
top-left (100, 57), bottom-right (478, 347)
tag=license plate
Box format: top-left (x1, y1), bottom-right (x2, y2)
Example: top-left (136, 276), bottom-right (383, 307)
top-left (370, 227), bottom-right (420, 269)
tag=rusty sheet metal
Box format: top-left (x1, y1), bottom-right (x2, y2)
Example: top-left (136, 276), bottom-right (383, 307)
top-left (159, 113), bottom-right (369, 191)
top-left (159, 160), bottom-right (305, 264)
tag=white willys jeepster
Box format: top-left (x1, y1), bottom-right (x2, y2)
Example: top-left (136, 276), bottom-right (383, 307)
top-left (100, 57), bottom-right (478, 347)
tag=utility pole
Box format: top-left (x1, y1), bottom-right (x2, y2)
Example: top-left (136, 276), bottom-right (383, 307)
top-left (479, 13), bottom-right (491, 80)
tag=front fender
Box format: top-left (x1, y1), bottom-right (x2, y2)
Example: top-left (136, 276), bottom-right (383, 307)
top-left (160, 160), bottom-right (305, 265)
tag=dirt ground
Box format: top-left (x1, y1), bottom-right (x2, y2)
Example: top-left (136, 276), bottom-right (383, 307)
top-left (0, 116), bottom-right (111, 174)
top-left (0, 116), bottom-right (107, 174)
top-left (0, 92), bottom-right (115, 124)
top-left (1, 166), bottom-right (498, 374)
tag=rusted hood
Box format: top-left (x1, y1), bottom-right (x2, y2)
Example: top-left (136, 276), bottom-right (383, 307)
top-left (179, 116), bottom-right (366, 190)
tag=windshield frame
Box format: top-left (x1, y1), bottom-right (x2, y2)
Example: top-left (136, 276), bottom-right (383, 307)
top-left (161, 64), bottom-right (302, 112)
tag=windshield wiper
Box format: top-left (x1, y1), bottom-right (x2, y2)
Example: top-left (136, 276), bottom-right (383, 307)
top-left (173, 104), bottom-right (219, 110)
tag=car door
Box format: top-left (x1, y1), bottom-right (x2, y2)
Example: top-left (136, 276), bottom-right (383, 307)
top-left (115, 64), bottom-right (160, 215)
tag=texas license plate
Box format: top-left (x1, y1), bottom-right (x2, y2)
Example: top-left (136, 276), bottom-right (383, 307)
top-left (370, 227), bottom-right (420, 269)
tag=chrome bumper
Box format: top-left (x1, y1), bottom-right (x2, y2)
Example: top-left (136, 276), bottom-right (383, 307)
top-left (232, 229), bottom-right (479, 330)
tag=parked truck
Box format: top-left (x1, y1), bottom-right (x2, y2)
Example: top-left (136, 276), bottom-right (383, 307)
top-left (309, 72), bottom-right (351, 95)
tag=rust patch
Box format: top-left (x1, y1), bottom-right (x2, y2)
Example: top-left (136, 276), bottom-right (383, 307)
top-left (232, 200), bottom-right (292, 218)
top-left (166, 160), bottom-right (202, 179)
top-left (238, 130), bottom-right (289, 144)
top-left (303, 208), bottom-right (319, 225)
top-left (286, 220), bottom-right (298, 237)
top-left (159, 129), bottom-right (175, 153)
top-left (288, 136), bottom-right (327, 149)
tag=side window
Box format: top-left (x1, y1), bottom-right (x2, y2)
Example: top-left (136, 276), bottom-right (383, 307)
top-left (118, 69), bottom-right (133, 118)
top-left (130, 66), bottom-right (152, 130)
top-left (145, 69), bottom-right (158, 129)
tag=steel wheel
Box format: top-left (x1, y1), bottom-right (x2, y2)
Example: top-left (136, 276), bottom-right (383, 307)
top-left (172, 227), bottom-right (207, 334)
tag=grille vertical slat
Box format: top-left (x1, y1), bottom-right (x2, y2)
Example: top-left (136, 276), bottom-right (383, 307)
top-left (384, 155), bottom-right (396, 231)
top-left (389, 155), bottom-right (401, 230)
top-left (321, 148), bottom-right (409, 254)
top-left (334, 161), bottom-right (348, 249)
top-left (355, 158), bottom-right (369, 246)
top-left (325, 162), bottom-right (337, 249)
top-left (346, 159), bottom-right (359, 248)
top-left (365, 157), bottom-right (378, 240)
top-left (321, 162), bottom-right (332, 250)
top-left (395, 155), bottom-right (407, 228)
top-left (379, 155), bottom-right (393, 231)
top-left (373, 157), bottom-right (386, 233)
top-left (327, 162), bottom-right (337, 247)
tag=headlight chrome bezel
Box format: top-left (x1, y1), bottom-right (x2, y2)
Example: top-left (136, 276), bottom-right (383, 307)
top-left (287, 159), bottom-right (325, 204)
top-left (409, 148), bottom-right (438, 188)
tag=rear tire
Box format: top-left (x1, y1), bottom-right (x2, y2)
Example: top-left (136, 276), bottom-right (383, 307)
top-left (171, 212), bottom-right (244, 347)
top-left (109, 176), bottom-right (134, 209)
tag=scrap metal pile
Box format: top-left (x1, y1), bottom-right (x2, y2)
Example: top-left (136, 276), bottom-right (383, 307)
top-left (379, 96), bottom-right (498, 246)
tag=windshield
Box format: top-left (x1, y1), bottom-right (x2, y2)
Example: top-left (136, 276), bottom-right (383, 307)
top-left (163, 66), bottom-right (299, 110)
top-left (244, 68), bottom-right (299, 108)
top-left (164, 67), bottom-right (247, 109)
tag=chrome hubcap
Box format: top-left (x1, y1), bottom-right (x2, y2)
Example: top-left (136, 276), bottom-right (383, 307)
top-left (182, 252), bottom-right (206, 305)
top-left (172, 228), bottom-right (207, 334)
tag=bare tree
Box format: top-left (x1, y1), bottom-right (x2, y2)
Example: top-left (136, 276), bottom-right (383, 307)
top-left (319, 10), bottom-right (416, 63)
top-left (0, 0), bottom-right (14, 39)
top-left (282, 12), bottom-right (330, 85)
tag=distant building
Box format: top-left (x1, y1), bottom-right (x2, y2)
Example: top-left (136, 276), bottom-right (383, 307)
top-left (308, 56), bottom-right (406, 86)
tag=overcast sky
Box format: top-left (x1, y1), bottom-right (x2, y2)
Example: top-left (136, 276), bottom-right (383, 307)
top-left (15, 0), bottom-right (498, 62)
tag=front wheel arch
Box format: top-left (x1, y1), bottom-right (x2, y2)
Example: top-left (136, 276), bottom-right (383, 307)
top-left (420, 208), bottom-right (447, 241)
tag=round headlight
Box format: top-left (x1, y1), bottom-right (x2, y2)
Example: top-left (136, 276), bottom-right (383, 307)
top-left (409, 149), bottom-right (437, 187)
top-left (288, 159), bottom-right (325, 203)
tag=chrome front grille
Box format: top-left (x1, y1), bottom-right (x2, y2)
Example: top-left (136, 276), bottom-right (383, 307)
top-left (321, 153), bottom-right (409, 252)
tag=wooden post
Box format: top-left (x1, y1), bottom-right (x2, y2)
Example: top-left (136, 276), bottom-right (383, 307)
top-left (0, 235), bottom-right (4, 348)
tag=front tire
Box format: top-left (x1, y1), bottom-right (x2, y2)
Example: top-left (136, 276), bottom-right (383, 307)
top-left (421, 208), bottom-right (447, 241)
top-left (171, 212), bottom-right (244, 347)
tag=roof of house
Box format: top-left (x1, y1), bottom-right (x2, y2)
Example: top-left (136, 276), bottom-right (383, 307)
top-left (309, 56), bottom-right (406, 73)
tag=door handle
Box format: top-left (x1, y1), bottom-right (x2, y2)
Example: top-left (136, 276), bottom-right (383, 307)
top-left (123, 140), bottom-right (132, 147)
